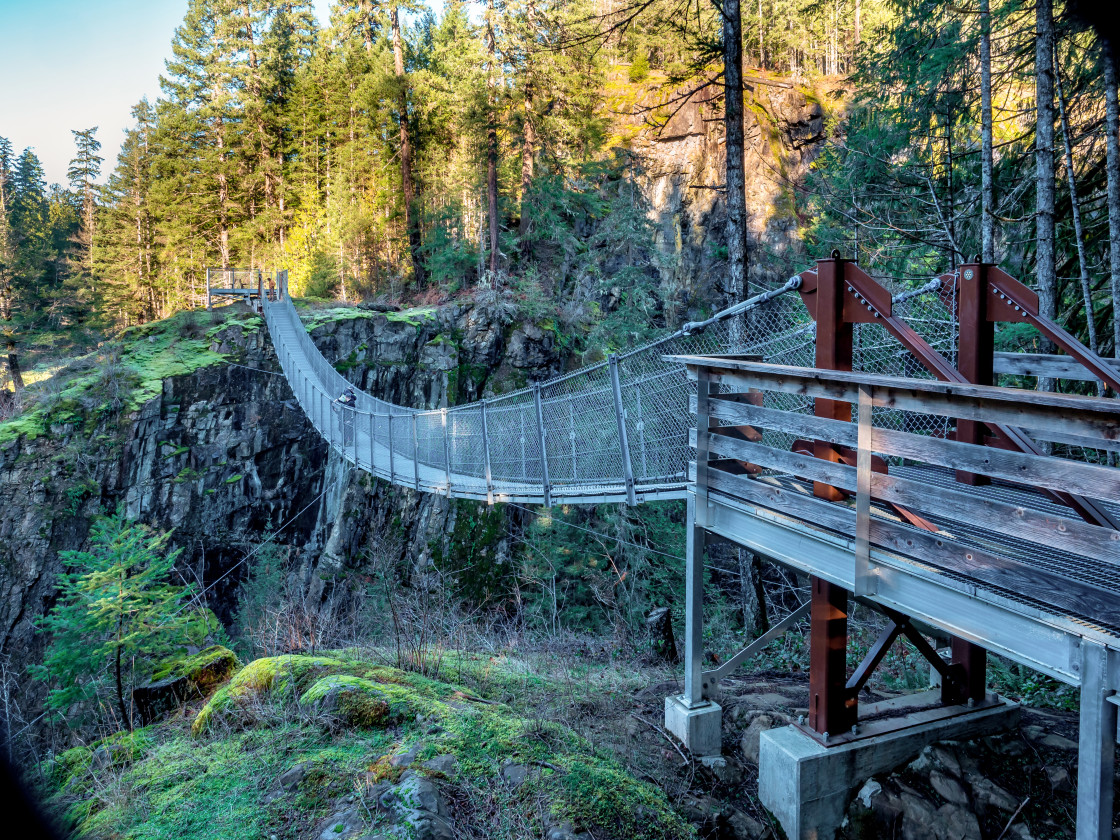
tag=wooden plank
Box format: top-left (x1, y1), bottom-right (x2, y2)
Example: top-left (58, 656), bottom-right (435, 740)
top-left (697, 431), bottom-right (1120, 564)
top-left (696, 395), bottom-right (1120, 505)
top-left (703, 467), bottom-right (1120, 628)
top-left (1035, 430), bottom-right (1120, 455)
top-left (994, 352), bottom-right (1120, 382)
top-left (670, 357), bottom-right (1120, 443)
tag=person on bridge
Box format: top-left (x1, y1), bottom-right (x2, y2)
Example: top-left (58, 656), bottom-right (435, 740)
top-left (334, 387), bottom-right (357, 446)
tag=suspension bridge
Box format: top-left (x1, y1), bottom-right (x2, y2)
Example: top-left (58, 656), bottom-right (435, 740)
top-left (211, 256), bottom-right (1120, 840)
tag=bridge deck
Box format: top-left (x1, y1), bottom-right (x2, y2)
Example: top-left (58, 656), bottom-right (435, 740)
top-left (702, 467), bottom-right (1120, 685)
top-left (265, 291), bottom-right (687, 505)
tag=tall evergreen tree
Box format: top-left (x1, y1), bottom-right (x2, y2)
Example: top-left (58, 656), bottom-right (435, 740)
top-left (67, 126), bottom-right (103, 275)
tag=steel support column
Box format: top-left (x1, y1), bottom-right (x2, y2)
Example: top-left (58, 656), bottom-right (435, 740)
top-left (955, 263), bottom-right (993, 485)
top-left (481, 402), bottom-right (494, 505)
top-left (683, 366), bottom-right (714, 706)
top-left (951, 262), bottom-right (992, 702)
top-left (809, 577), bottom-right (854, 737)
top-left (533, 384), bottom-right (552, 507)
top-left (809, 255), bottom-right (856, 736)
top-left (1077, 640), bottom-right (1118, 840)
top-left (609, 354), bottom-right (637, 506)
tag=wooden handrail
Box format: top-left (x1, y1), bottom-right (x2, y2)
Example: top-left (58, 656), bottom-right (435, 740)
top-left (668, 356), bottom-right (1120, 443)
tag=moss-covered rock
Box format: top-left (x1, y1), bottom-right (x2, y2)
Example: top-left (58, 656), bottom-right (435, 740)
top-left (299, 675), bottom-right (392, 729)
top-left (48, 655), bottom-right (693, 840)
top-left (154, 645), bottom-right (241, 696)
top-left (191, 655), bottom-right (342, 735)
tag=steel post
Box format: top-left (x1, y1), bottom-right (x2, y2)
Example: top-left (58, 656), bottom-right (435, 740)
top-left (368, 411), bottom-right (375, 473)
top-left (481, 402), bottom-right (495, 504)
top-left (809, 255), bottom-right (856, 736)
top-left (951, 262), bottom-right (992, 701)
top-left (812, 256), bottom-right (853, 502)
top-left (854, 384), bottom-right (876, 596)
top-left (956, 263), bottom-right (993, 484)
top-left (1077, 640), bottom-right (1118, 840)
top-left (809, 577), bottom-right (853, 737)
top-left (609, 354), bottom-right (637, 506)
top-left (411, 414), bottom-right (420, 491)
top-left (442, 408), bottom-right (452, 496)
top-left (684, 366), bottom-right (714, 706)
top-left (533, 384), bottom-right (552, 507)
top-left (388, 411), bottom-right (396, 483)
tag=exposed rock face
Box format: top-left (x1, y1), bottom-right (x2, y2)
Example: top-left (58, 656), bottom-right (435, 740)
top-left (628, 78), bottom-right (837, 304)
top-left (0, 301), bottom-right (558, 724)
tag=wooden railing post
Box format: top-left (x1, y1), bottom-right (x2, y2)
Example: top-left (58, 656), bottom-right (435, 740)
top-left (609, 354), bottom-right (637, 506)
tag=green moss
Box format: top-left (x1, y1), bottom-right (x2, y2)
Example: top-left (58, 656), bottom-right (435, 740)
top-left (556, 759), bottom-right (690, 840)
top-left (49, 654), bottom-right (691, 840)
top-left (192, 655), bottom-right (342, 735)
top-left (48, 746), bottom-right (93, 791)
top-left (224, 474), bottom-right (243, 484)
top-left (0, 307), bottom-right (250, 445)
top-left (300, 675), bottom-right (393, 728)
top-left (153, 645), bottom-right (241, 697)
top-left (431, 500), bottom-right (508, 605)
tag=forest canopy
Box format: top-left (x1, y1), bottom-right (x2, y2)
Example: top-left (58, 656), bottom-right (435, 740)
top-left (2, 0), bottom-right (1119, 391)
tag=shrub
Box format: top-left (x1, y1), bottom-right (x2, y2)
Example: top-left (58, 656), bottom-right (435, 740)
top-left (629, 52), bottom-right (650, 83)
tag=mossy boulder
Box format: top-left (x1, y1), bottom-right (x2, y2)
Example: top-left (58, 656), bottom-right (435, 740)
top-left (153, 645), bottom-right (242, 696)
top-left (191, 655), bottom-right (342, 735)
top-left (299, 675), bottom-right (392, 729)
top-left (135, 645), bottom-right (242, 725)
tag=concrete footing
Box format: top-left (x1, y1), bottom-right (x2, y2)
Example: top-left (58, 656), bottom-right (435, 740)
top-left (664, 695), bottom-right (723, 757)
top-left (759, 693), bottom-right (1019, 840)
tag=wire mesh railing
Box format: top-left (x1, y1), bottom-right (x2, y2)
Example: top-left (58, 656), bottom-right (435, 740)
top-left (262, 265), bottom-right (1077, 506)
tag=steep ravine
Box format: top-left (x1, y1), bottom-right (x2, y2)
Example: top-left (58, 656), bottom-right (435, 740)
top-left (0, 300), bottom-right (562, 717)
top-left (0, 78), bottom-right (833, 723)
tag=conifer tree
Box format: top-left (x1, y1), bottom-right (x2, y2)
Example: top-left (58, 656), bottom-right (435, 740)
top-left (34, 515), bottom-right (196, 731)
top-left (0, 137), bottom-right (20, 392)
top-left (67, 126), bottom-right (103, 275)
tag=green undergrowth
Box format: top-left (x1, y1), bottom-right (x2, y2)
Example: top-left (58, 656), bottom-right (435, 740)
top-left (0, 308), bottom-right (258, 445)
top-left (45, 652), bottom-right (691, 840)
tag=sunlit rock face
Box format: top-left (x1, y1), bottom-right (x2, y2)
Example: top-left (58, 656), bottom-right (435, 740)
top-left (628, 77), bottom-right (834, 305)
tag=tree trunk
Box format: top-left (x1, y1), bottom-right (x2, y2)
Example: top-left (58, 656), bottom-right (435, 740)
top-left (723, 0), bottom-right (749, 309)
top-left (393, 7), bottom-right (425, 284)
top-left (1055, 62), bottom-right (1098, 356)
top-left (4, 340), bottom-right (21, 391)
top-left (213, 82), bottom-right (231, 269)
top-left (520, 91), bottom-right (535, 248)
top-left (979, 0), bottom-right (995, 263)
top-left (1104, 38), bottom-right (1120, 358)
top-left (116, 613), bottom-right (130, 732)
top-left (1035, 0), bottom-right (1056, 361)
top-left (486, 0), bottom-right (500, 278)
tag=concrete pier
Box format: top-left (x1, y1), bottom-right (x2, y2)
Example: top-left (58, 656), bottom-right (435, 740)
top-left (759, 693), bottom-right (1019, 840)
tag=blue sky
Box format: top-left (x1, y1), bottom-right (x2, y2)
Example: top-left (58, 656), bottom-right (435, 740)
top-left (0, 0), bottom-right (332, 186)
